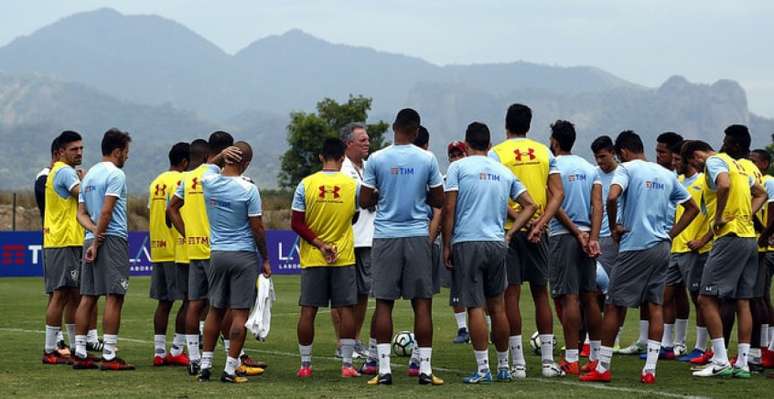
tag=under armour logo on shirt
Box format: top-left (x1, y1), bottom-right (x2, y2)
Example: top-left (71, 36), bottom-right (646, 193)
top-left (514, 148), bottom-right (536, 161)
top-left (154, 183), bottom-right (167, 196)
top-left (318, 185), bottom-right (341, 199)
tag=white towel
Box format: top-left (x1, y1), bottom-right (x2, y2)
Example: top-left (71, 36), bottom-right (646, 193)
top-left (246, 274), bottom-right (275, 341)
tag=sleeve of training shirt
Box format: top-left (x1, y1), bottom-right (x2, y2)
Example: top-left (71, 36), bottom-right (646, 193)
top-left (106, 170), bottom-right (125, 197)
top-left (291, 181), bottom-right (306, 212)
top-left (444, 162), bottom-right (460, 192)
top-left (510, 175), bottom-right (528, 201)
top-left (610, 165), bottom-right (630, 192)
top-left (592, 168), bottom-right (602, 185)
top-left (362, 156), bottom-right (377, 189)
top-left (487, 150), bottom-right (500, 162)
top-left (547, 151), bottom-right (560, 174)
top-left (202, 164), bottom-right (220, 181)
top-left (247, 185), bottom-right (262, 217)
top-left (705, 156), bottom-right (728, 189)
top-left (766, 179), bottom-right (774, 202)
top-left (54, 166), bottom-right (80, 196)
top-left (175, 179), bottom-right (185, 199)
top-left (427, 154), bottom-right (444, 188)
top-left (670, 174), bottom-right (691, 204)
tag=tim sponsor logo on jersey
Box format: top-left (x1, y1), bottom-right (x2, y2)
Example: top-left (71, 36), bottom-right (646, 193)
top-left (208, 198), bottom-right (231, 208)
top-left (644, 180), bottom-right (665, 190)
top-left (567, 173), bottom-right (587, 182)
top-left (390, 167), bottom-right (415, 176)
top-left (479, 172), bottom-right (501, 182)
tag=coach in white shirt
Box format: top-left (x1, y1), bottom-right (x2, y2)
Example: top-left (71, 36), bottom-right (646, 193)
top-left (333, 122), bottom-right (376, 360)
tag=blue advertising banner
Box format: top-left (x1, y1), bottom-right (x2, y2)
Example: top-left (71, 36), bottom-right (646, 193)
top-left (0, 231), bottom-right (301, 277)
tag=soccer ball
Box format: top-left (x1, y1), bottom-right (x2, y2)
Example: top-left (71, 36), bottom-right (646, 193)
top-left (392, 331), bottom-right (415, 357)
top-left (529, 331), bottom-right (557, 355)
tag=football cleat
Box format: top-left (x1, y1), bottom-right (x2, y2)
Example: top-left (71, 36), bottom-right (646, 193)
top-left (407, 362), bottom-right (420, 377)
top-left (418, 373), bottom-right (444, 385)
top-left (542, 362), bottom-right (566, 377)
top-left (187, 359), bottom-right (201, 376)
top-left (580, 343), bottom-right (590, 358)
top-left (692, 362), bottom-right (732, 377)
top-left (221, 372), bottom-right (248, 384)
top-left (56, 340), bottom-right (71, 357)
top-left (100, 357), bottom-right (135, 371)
top-left (640, 347), bottom-right (675, 360)
top-left (86, 339), bottom-right (104, 353)
top-left (581, 360), bottom-right (598, 373)
top-left (240, 354), bottom-right (267, 369)
top-left (353, 341), bottom-right (368, 360)
top-left (618, 341), bottom-right (646, 355)
top-left (559, 360), bottom-right (580, 375)
top-left (511, 364), bottom-right (527, 379)
top-left (153, 355), bottom-right (166, 367)
top-left (677, 348), bottom-right (705, 362)
top-left (367, 373), bottom-right (392, 385)
top-left (359, 359), bottom-right (378, 375)
top-left (453, 328), bottom-right (470, 344)
top-left (732, 366), bottom-right (751, 379)
top-left (690, 350), bottom-right (713, 366)
top-left (496, 367), bottom-right (512, 382)
top-left (673, 343), bottom-right (687, 356)
top-left (762, 349), bottom-right (774, 369)
top-left (236, 364), bottom-right (264, 377)
top-left (165, 352), bottom-right (190, 366)
top-left (341, 366), bottom-right (361, 378)
top-left (296, 366), bottom-right (312, 378)
top-left (42, 351), bottom-right (72, 365)
top-left (197, 368), bottom-right (211, 382)
top-left (463, 370), bottom-right (493, 384)
top-left (640, 371), bottom-right (656, 384)
top-left (579, 369), bottom-right (612, 382)
top-left (72, 355), bottom-right (99, 370)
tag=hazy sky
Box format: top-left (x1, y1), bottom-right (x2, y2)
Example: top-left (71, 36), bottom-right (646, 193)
top-left (3, 1), bottom-right (774, 117)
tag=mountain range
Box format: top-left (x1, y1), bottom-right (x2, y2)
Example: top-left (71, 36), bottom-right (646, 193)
top-left (0, 7), bottom-right (771, 191)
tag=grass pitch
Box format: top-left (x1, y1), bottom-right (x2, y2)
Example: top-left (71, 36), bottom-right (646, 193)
top-left (0, 276), bottom-right (770, 398)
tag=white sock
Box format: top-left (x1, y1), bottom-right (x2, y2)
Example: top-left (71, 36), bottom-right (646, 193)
top-left (474, 350), bottom-right (489, 373)
top-left (761, 324), bottom-right (769, 349)
top-left (223, 339), bottom-right (230, 355)
top-left (509, 335), bottom-right (525, 366)
top-left (341, 338), bottom-right (355, 367)
top-left (170, 333), bottom-right (186, 356)
top-left (615, 326), bottom-right (622, 346)
top-left (596, 346), bottom-right (613, 373)
top-left (750, 348), bottom-right (762, 364)
top-left (75, 335), bottom-right (87, 358)
top-left (65, 324), bottom-right (76, 349)
top-left (497, 350), bottom-right (509, 369)
top-left (695, 326), bottom-right (709, 351)
top-left (769, 326), bottom-right (774, 348)
top-left (565, 349), bottom-right (579, 363)
top-left (57, 330), bottom-right (65, 344)
top-left (644, 339), bottom-right (660, 373)
top-left (638, 320), bottom-right (649, 346)
top-left (187, 334), bottom-right (201, 361)
top-left (44, 325), bottom-right (60, 353)
top-left (368, 337), bottom-right (378, 362)
top-left (583, 334), bottom-right (590, 344)
top-left (199, 321), bottom-right (205, 336)
top-left (103, 334), bottom-right (118, 361)
top-left (377, 343), bottom-right (391, 375)
top-left (485, 315), bottom-right (492, 333)
top-left (539, 334), bottom-right (554, 364)
top-left (201, 351), bottom-right (213, 370)
top-left (154, 334), bottom-right (167, 357)
top-left (409, 344), bottom-right (420, 366)
top-left (711, 337), bottom-right (729, 365)
top-left (662, 324), bottom-right (674, 348)
top-left (590, 340), bottom-right (601, 362)
top-left (299, 344), bottom-right (312, 366)
top-left (87, 329), bottom-right (99, 344)
top-left (454, 312), bottom-right (467, 330)
top-left (737, 343), bottom-right (750, 368)
top-left (418, 347), bottom-right (432, 375)
top-left (675, 319), bottom-right (688, 346)
top-left (224, 356), bottom-right (238, 375)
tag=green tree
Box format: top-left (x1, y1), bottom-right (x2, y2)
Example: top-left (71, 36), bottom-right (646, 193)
top-left (278, 95), bottom-right (390, 189)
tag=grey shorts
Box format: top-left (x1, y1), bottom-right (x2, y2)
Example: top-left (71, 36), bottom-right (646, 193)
top-left (667, 252), bottom-right (708, 293)
top-left (666, 254), bottom-right (686, 286)
top-left (450, 241), bottom-right (507, 308)
top-left (506, 231), bottom-right (549, 286)
top-left (150, 261), bottom-right (179, 301)
top-left (188, 259), bottom-right (210, 301)
top-left (207, 251), bottom-right (258, 309)
top-left (606, 241), bottom-right (670, 307)
top-left (431, 240), bottom-right (443, 294)
top-left (700, 236), bottom-right (757, 299)
top-left (43, 247), bottom-right (81, 293)
top-left (354, 247), bottom-right (372, 296)
top-left (299, 266), bottom-right (357, 307)
top-left (176, 263), bottom-right (189, 299)
top-left (372, 237), bottom-right (434, 300)
top-left (598, 236), bottom-right (619, 276)
top-left (80, 236), bottom-right (129, 296)
top-left (753, 252), bottom-right (769, 298)
top-left (548, 234), bottom-right (597, 298)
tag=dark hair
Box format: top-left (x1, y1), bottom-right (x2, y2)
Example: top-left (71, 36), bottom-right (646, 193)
top-left (669, 140), bottom-right (685, 155)
top-left (57, 130), bottom-right (82, 149)
top-left (465, 122), bottom-right (491, 151)
top-left (505, 103), bottom-right (532, 135)
top-left (550, 120), bottom-right (576, 152)
top-left (190, 139), bottom-right (209, 162)
top-left (393, 108), bottom-right (421, 133)
top-left (680, 140), bottom-right (714, 162)
top-left (613, 130), bottom-right (644, 154)
top-left (656, 131), bottom-right (683, 147)
top-left (50, 137), bottom-right (60, 157)
top-left (101, 128), bottom-right (131, 156)
top-left (724, 124), bottom-right (751, 157)
top-left (590, 135), bottom-right (614, 154)
top-left (414, 126), bottom-right (430, 147)
top-left (752, 148), bottom-right (771, 164)
top-left (168, 142), bottom-right (190, 167)
top-left (208, 131), bottom-right (234, 154)
top-left (321, 138), bottom-right (346, 160)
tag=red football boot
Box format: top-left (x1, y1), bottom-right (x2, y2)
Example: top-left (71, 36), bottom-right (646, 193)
top-left (165, 352), bottom-right (190, 366)
top-left (42, 351), bottom-right (72, 365)
top-left (580, 343), bottom-right (591, 358)
top-left (560, 360), bottom-right (580, 376)
top-left (580, 369), bottom-right (612, 383)
top-left (100, 357), bottom-right (136, 371)
top-left (581, 360), bottom-right (598, 373)
top-left (640, 371), bottom-right (656, 384)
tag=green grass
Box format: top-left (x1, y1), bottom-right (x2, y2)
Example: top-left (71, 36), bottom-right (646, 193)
top-left (0, 276), bottom-right (769, 398)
